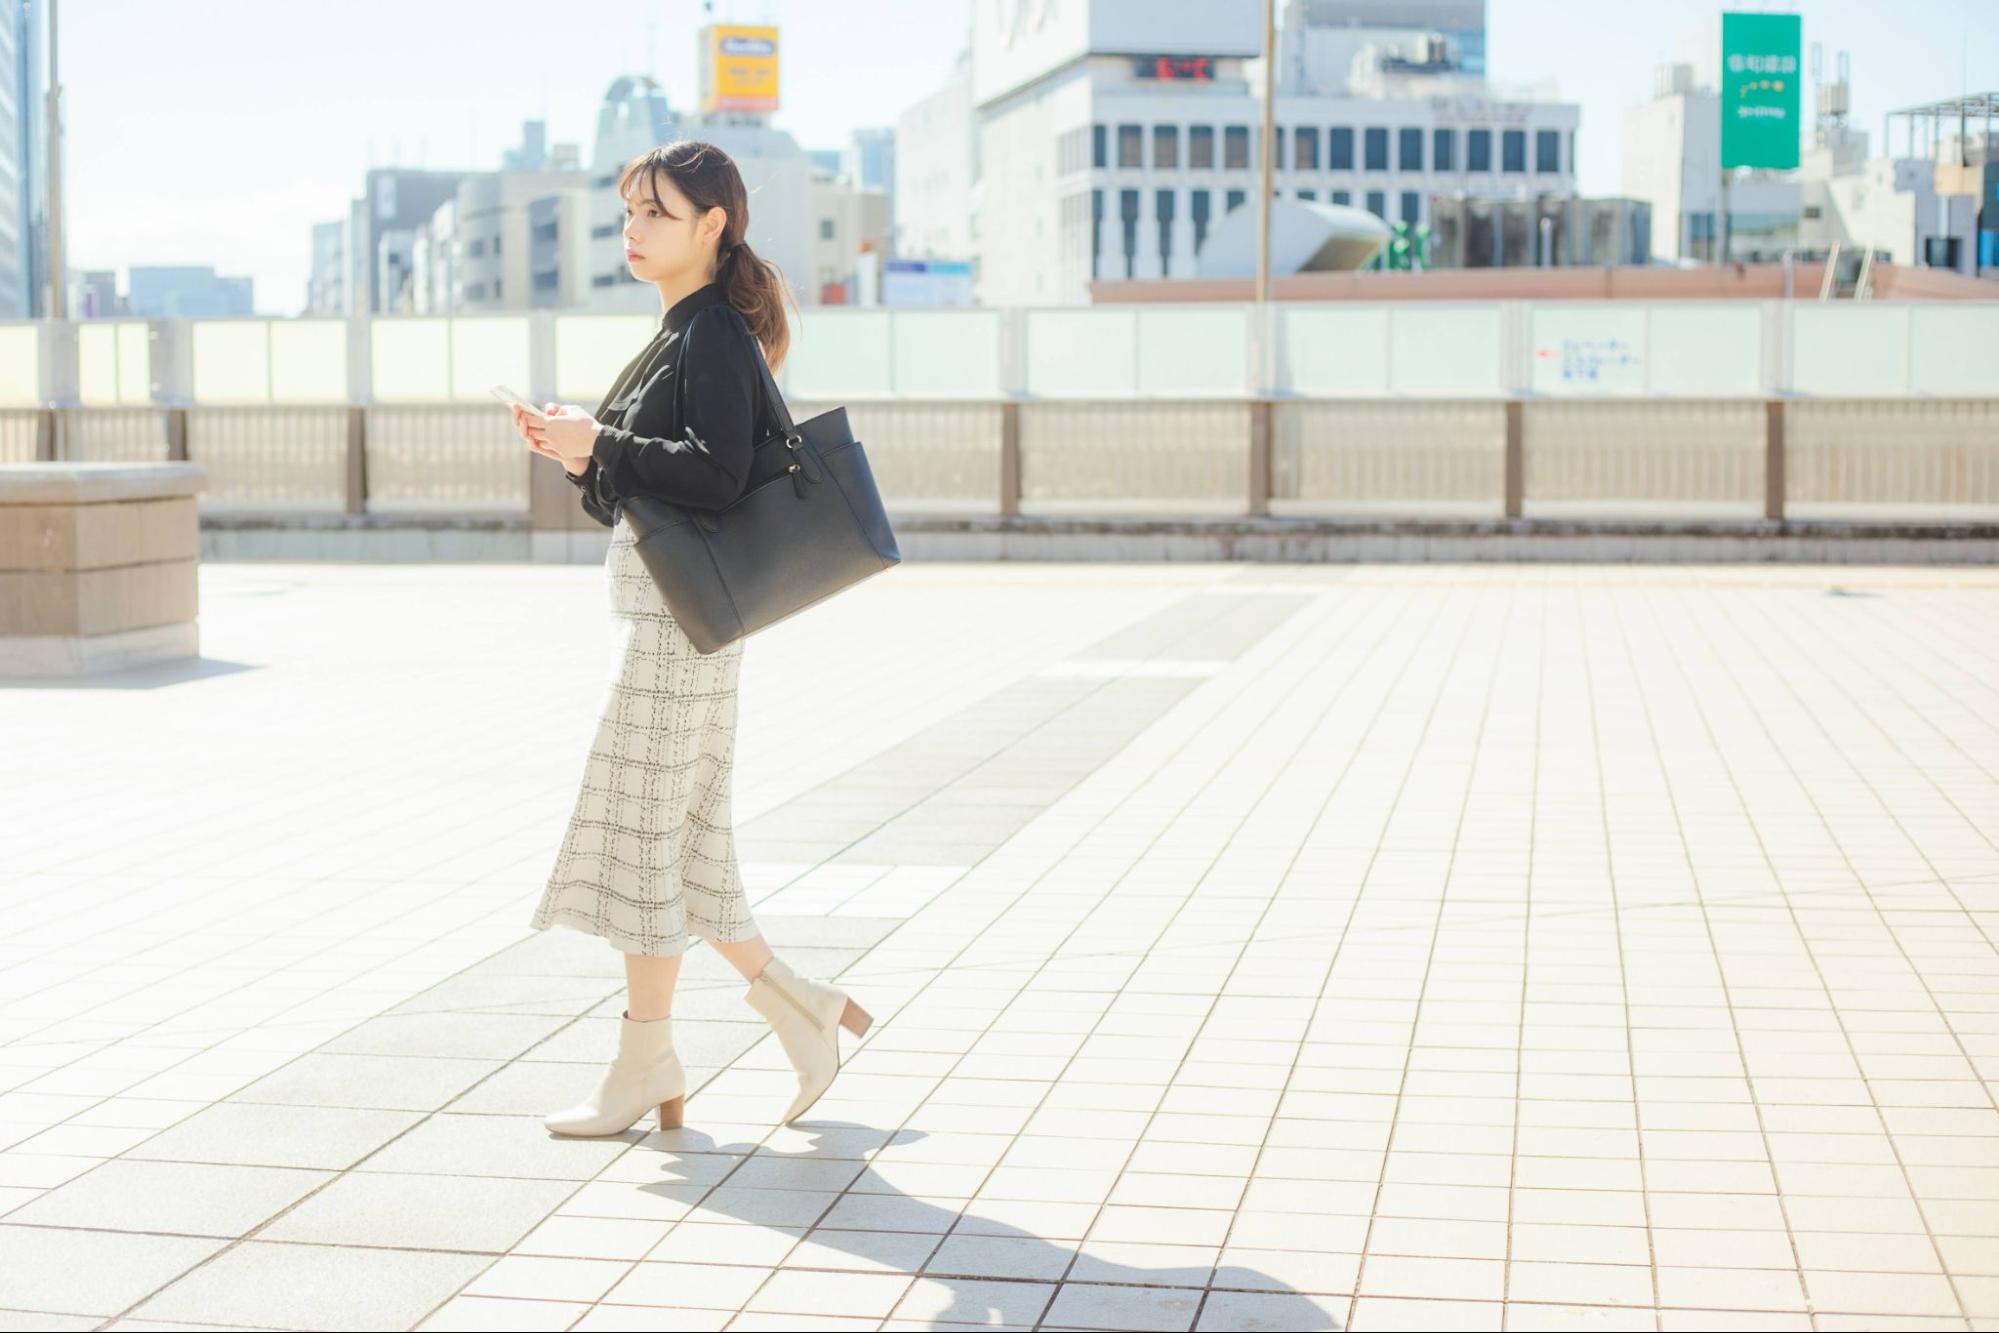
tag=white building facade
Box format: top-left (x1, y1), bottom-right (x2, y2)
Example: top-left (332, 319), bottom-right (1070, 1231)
top-left (960, 0), bottom-right (1578, 304)
top-left (895, 49), bottom-right (978, 263)
top-left (1623, 63), bottom-right (1798, 264)
top-left (411, 168), bottom-right (590, 314)
top-left (810, 168), bottom-right (890, 303)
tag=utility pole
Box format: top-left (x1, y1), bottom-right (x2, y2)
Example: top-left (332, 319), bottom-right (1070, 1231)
top-left (1254, 0), bottom-right (1275, 304)
top-left (44, 0), bottom-right (65, 319)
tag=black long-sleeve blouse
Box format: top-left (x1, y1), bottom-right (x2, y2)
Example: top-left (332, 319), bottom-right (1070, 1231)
top-left (565, 281), bottom-right (765, 527)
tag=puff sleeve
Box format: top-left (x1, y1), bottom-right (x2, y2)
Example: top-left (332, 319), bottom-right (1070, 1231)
top-left (587, 305), bottom-right (760, 512)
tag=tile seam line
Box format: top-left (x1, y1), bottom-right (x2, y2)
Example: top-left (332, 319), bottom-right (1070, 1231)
top-left (1632, 584), bottom-right (1968, 1322)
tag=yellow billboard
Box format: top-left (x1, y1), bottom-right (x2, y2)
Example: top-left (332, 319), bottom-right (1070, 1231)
top-left (700, 24), bottom-right (780, 114)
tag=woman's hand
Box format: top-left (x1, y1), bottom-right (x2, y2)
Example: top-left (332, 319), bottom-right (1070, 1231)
top-left (510, 403), bottom-right (573, 471)
top-left (521, 403), bottom-right (601, 475)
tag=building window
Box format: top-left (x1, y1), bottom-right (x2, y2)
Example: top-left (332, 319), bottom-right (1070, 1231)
top-left (494, 237), bottom-right (502, 255)
top-left (1331, 189), bottom-right (1351, 205)
top-left (1536, 129), bottom-right (1560, 173)
top-left (1568, 131), bottom-right (1576, 176)
top-left (1398, 127), bottom-right (1422, 171)
top-left (1225, 188), bottom-right (1246, 212)
top-left (1155, 189), bottom-right (1175, 266)
top-left (819, 219), bottom-right (835, 240)
top-left (1273, 126), bottom-right (1285, 169)
top-left (1433, 129), bottom-right (1456, 172)
top-left (1224, 125), bottom-right (1249, 169)
top-left (1154, 125), bottom-right (1179, 169)
top-left (590, 221), bottom-right (618, 239)
top-left (1092, 124), bottom-right (1106, 169)
top-left (1365, 190), bottom-right (1386, 219)
top-left (532, 219), bottom-right (558, 242)
top-left (1091, 188), bottom-right (1103, 278)
top-left (1468, 129), bottom-right (1492, 172)
top-left (1189, 125), bottom-right (1215, 169)
top-left (1502, 129), bottom-right (1526, 172)
top-left (1363, 127), bottom-right (1388, 171)
top-left (1119, 189), bottom-right (1139, 277)
top-left (1294, 126), bottom-right (1319, 169)
top-left (1059, 126), bottom-right (1093, 175)
top-left (1297, 188), bottom-right (1317, 201)
top-left (1400, 191), bottom-right (1419, 224)
top-left (1329, 127), bottom-right (1354, 171)
top-left (1191, 190), bottom-right (1212, 253)
top-left (533, 270), bottom-right (559, 291)
top-left (467, 238), bottom-right (485, 257)
top-left (1118, 124), bottom-right (1143, 168)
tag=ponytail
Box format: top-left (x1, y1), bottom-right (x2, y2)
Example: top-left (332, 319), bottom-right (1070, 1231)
top-left (719, 240), bottom-right (795, 371)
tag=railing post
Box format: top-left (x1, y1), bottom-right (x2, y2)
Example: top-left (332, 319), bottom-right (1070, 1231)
top-left (1764, 398), bottom-right (1786, 522)
top-left (345, 314), bottom-right (372, 516)
top-left (1503, 398), bottom-right (1524, 519)
top-left (152, 318), bottom-right (194, 464)
top-left (344, 407), bottom-right (367, 516)
top-left (39, 318), bottom-right (78, 461)
top-left (998, 308), bottom-right (1027, 519)
top-left (998, 399), bottom-right (1021, 519)
top-left (1247, 398), bottom-right (1272, 518)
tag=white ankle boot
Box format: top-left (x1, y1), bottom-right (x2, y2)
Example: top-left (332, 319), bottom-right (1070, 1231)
top-left (542, 1009), bottom-right (687, 1136)
top-left (743, 955), bottom-right (873, 1124)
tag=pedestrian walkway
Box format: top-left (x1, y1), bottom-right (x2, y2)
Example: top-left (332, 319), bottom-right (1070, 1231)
top-left (3, 560), bottom-right (1996, 1330)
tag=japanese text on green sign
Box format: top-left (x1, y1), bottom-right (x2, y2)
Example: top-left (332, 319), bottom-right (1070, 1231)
top-left (1721, 12), bottom-right (1801, 170)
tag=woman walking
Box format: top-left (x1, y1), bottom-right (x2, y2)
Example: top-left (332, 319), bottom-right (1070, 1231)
top-left (508, 140), bottom-right (871, 1137)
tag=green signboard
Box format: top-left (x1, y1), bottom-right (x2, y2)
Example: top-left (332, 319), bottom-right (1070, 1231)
top-left (1721, 12), bottom-right (1802, 169)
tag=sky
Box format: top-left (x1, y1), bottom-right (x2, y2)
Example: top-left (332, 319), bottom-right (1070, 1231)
top-left (58, 0), bottom-right (1998, 315)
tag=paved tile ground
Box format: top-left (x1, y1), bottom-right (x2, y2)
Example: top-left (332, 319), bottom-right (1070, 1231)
top-left (4, 559), bottom-right (1998, 1331)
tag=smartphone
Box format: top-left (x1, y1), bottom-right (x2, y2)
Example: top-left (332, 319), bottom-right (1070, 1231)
top-left (489, 384), bottom-right (547, 420)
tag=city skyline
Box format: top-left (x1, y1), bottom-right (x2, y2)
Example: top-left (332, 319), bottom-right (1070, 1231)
top-left (55, 0), bottom-right (1999, 315)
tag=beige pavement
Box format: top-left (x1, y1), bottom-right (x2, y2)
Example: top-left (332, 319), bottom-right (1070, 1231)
top-left (3, 559), bottom-right (1997, 1330)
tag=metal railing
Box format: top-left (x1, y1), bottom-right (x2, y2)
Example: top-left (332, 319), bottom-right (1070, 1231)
top-left (3, 300), bottom-right (1997, 525)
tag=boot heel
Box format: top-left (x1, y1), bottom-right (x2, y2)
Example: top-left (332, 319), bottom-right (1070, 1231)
top-left (657, 1095), bottom-right (685, 1130)
top-left (840, 998), bottom-right (873, 1037)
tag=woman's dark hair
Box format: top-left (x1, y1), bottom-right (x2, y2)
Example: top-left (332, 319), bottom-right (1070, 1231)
top-left (617, 140), bottom-right (796, 370)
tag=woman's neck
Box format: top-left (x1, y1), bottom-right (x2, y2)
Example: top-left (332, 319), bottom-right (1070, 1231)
top-left (655, 267), bottom-right (718, 318)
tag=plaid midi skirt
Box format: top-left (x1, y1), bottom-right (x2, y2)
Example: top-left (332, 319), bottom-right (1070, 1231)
top-left (529, 516), bottom-right (759, 955)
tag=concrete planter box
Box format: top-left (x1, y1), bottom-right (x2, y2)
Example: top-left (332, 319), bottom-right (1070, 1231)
top-left (0, 462), bottom-right (205, 677)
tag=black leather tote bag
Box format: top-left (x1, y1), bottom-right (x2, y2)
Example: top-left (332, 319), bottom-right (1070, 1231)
top-left (612, 306), bottom-right (901, 654)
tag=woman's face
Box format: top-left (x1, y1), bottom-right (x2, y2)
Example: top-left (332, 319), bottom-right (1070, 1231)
top-left (622, 172), bottom-right (724, 284)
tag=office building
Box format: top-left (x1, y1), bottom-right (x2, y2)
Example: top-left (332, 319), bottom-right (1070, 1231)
top-left (305, 169), bottom-right (467, 315)
top-left (404, 164), bottom-right (590, 313)
top-left (931, 0), bottom-right (1577, 304)
top-left (72, 267), bottom-right (120, 316)
top-left (3, 0), bottom-right (49, 317)
top-left (847, 127), bottom-right (895, 191)
top-left (305, 219), bottom-right (347, 314)
top-left (127, 265), bottom-right (254, 318)
top-left (810, 164), bottom-right (890, 302)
